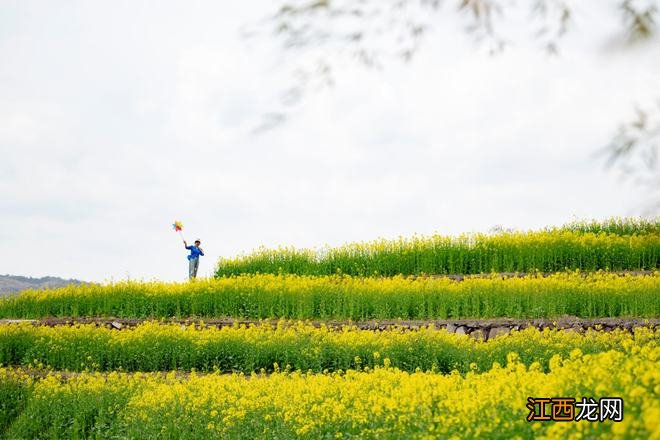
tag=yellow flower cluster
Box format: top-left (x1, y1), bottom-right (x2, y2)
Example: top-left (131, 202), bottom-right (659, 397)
top-left (2, 344), bottom-right (657, 439)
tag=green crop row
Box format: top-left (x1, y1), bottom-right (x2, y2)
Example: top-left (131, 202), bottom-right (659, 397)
top-left (1, 345), bottom-right (657, 439)
top-left (558, 217), bottom-right (659, 235)
top-left (215, 228), bottom-right (660, 277)
top-left (0, 322), bottom-right (656, 374)
top-left (1, 272), bottom-right (658, 320)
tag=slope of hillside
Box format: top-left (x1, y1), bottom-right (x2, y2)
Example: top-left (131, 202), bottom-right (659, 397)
top-left (0, 275), bottom-right (84, 296)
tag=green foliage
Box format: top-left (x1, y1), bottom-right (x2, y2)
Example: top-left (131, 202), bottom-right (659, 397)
top-left (0, 322), bottom-right (656, 375)
top-left (3, 372), bottom-right (135, 440)
top-left (0, 369), bottom-right (30, 437)
top-left (559, 217), bottom-right (660, 235)
top-left (215, 220), bottom-right (660, 277)
top-left (0, 272), bottom-right (657, 320)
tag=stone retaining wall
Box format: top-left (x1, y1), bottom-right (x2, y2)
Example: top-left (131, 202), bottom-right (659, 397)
top-left (1, 317), bottom-right (656, 342)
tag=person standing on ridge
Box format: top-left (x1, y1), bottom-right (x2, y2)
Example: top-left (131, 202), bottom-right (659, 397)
top-left (184, 239), bottom-right (204, 279)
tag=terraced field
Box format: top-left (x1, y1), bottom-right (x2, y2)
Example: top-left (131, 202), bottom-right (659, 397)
top-left (216, 218), bottom-right (660, 277)
top-left (0, 219), bottom-right (658, 439)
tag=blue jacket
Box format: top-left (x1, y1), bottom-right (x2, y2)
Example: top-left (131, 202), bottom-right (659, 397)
top-left (186, 245), bottom-right (204, 261)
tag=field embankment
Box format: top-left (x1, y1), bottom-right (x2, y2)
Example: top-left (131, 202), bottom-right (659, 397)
top-left (0, 272), bottom-right (657, 320)
top-left (1, 218), bottom-right (658, 439)
top-left (1, 345), bottom-right (657, 439)
top-left (216, 220), bottom-right (660, 277)
top-left (0, 321), bottom-right (656, 374)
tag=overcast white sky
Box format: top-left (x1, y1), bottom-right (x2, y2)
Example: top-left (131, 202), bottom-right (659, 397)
top-left (1, 1), bottom-right (658, 282)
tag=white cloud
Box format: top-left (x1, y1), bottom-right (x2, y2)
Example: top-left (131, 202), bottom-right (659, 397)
top-left (0, 0), bottom-right (657, 281)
